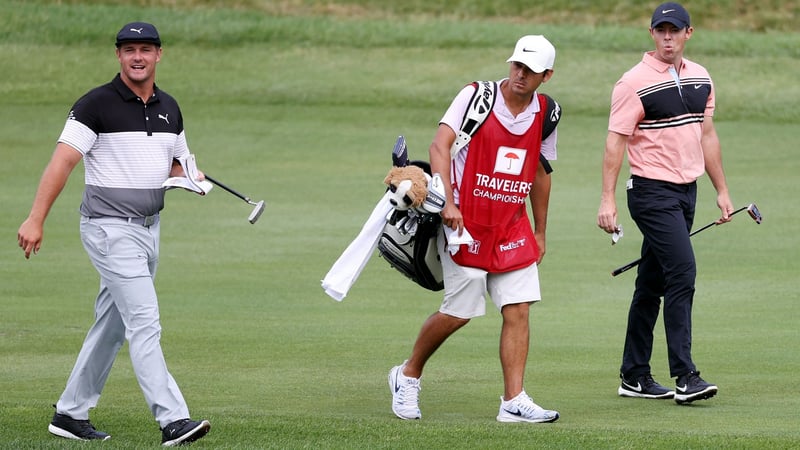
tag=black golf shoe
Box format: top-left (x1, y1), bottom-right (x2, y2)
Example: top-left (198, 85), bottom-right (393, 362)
top-left (675, 371), bottom-right (718, 404)
top-left (161, 418), bottom-right (211, 446)
top-left (618, 373), bottom-right (675, 399)
top-left (48, 412), bottom-right (111, 441)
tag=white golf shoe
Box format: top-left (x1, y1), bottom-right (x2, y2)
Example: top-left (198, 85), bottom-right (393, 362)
top-left (388, 361), bottom-right (421, 420)
top-left (496, 390), bottom-right (559, 423)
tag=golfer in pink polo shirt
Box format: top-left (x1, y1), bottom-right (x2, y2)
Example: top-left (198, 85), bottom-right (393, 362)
top-left (597, 2), bottom-right (734, 405)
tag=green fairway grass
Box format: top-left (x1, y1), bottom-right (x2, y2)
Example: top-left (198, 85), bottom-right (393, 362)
top-left (1, 2), bottom-right (798, 448)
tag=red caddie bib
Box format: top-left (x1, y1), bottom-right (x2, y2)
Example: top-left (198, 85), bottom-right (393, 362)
top-left (450, 94), bottom-right (547, 272)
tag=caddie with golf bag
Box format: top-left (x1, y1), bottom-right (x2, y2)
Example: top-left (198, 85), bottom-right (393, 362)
top-left (386, 35), bottom-right (563, 424)
top-left (378, 85), bottom-right (560, 292)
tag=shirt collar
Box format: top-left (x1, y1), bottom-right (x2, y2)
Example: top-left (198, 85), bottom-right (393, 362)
top-left (111, 73), bottom-right (159, 103)
top-left (642, 51), bottom-right (686, 73)
top-left (496, 78), bottom-right (541, 119)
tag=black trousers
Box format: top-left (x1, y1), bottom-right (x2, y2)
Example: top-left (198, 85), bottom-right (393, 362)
top-left (621, 175), bottom-right (698, 379)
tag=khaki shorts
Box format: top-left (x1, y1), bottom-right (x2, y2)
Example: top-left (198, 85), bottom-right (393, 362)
top-left (438, 228), bottom-right (541, 319)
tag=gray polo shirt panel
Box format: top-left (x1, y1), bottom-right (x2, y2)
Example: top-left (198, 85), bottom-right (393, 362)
top-left (58, 74), bottom-right (190, 218)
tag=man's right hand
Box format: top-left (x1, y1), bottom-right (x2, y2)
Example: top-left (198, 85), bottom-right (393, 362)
top-left (441, 203), bottom-right (463, 236)
top-left (597, 198), bottom-right (618, 234)
top-left (18, 218), bottom-right (44, 259)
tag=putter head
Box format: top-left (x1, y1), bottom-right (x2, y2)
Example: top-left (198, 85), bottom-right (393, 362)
top-left (248, 200), bottom-right (265, 224)
top-left (747, 203), bottom-right (762, 224)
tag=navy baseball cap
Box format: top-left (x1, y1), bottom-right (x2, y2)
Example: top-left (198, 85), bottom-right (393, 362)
top-left (115, 22), bottom-right (161, 47)
top-left (651, 2), bottom-right (690, 29)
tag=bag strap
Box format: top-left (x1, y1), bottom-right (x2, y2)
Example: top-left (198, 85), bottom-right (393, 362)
top-left (538, 93), bottom-right (561, 174)
top-left (449, 81), bottom-right (497, 160)
top-left (540, 93), bottom-right (561, 141)
top-left (449, 81), bottom-right (560, 174)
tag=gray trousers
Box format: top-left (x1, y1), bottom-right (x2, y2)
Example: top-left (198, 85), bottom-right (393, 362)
top-left (56, 216), bottom-right (189, 428)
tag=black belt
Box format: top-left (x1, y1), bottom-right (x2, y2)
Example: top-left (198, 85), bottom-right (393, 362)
top-left (630, 175), bottom-right (696, 188)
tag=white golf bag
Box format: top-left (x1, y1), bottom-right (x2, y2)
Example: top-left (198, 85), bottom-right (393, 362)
top-left (377, 137), bottom-right (445, 291)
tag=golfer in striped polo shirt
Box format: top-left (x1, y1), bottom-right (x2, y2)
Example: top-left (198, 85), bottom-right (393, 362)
top-left (18, 22), bottom-right (211, 445)
top-left (597, 2), bottom-right (734, 405)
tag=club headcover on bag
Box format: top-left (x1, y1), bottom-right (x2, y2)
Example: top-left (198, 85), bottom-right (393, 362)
top-left (421, 173), bottom-right (446, 214)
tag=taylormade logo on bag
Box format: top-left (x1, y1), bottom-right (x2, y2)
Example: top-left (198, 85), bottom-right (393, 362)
top-left (472, 82), bottom-right (494, 114)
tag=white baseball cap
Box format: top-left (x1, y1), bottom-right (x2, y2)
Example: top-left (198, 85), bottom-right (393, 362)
top-left (506, 35), bottom-right (556, 73)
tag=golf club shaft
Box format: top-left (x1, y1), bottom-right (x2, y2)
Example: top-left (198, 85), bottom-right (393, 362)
top-left (611, 205), bottom-right (749, 277)
top-left (204, 174), bottom-right (251, 203)
top-left (683, 205), bottom-right (748, 237)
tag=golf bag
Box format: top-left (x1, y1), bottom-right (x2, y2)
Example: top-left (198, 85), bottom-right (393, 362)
top-left (378, 155), bottom-right (445, 292)
top-left (378, 206), bottom-right (444, 292)
top-left (377, 82), bottom-right (560, 291)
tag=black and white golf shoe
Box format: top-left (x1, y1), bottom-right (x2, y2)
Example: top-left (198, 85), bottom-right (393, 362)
top-left (161, 418), bottom-right (211, 446)
top-left (674, 371), bottom-right (718, 405)
top-left (618, 373), bottom-right (675, 399)
top-left (48, 412), bottom-right (111, 441)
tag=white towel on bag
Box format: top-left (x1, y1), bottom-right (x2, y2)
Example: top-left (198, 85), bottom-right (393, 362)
top-left (321, 192), bottom-right (394, 301)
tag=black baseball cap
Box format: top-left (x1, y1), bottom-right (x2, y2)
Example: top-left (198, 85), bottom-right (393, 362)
top-left (651, 2), bottom-right (691, 29)
top-left (115, 22), bottom-right (161, 47)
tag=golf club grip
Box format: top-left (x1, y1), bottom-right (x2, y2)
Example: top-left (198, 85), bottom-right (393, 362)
top-left (611, 259), bottom-right (640, 277)
top-left (611, 205), bottom-right (750, 277)
top-left (204, 174), bottom-right (249, 202)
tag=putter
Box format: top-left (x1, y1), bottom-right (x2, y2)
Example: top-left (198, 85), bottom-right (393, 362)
top-left (204, 174), bottom-right (265, 224)
top-left (611, 203), bottom-right (762, 277)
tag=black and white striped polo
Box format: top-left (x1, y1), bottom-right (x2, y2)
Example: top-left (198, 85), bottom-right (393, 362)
top-left (58, 74), bottom-right (190, 218)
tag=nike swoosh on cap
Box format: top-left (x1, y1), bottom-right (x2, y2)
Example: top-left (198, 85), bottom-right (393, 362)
top-left (522, 48), bottom-right (538, 52)
top-left (662, 9), bottom-right (676, 13)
